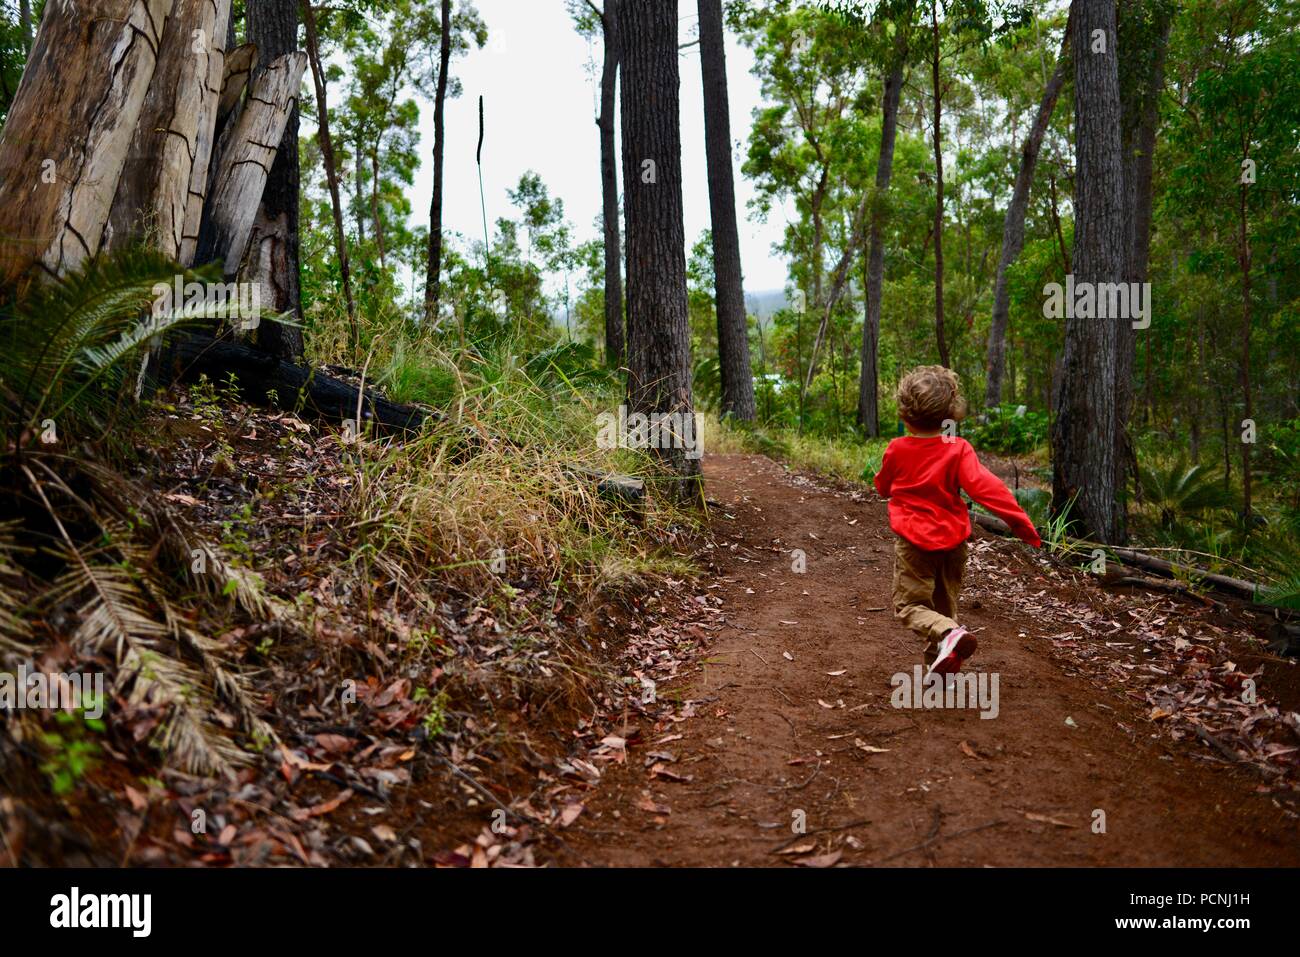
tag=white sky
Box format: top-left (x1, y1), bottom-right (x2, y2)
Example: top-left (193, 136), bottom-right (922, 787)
top-left (405, 0), bottom-right (793, 293)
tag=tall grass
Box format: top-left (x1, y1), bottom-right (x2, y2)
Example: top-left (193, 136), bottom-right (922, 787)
top-left (332, 333), bottom-right (699, 608)
top-left (707, 414), bottom-right (889, 484)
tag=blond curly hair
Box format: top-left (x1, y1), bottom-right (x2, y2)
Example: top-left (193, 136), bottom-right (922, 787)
top-left (896, 365), bottom-right (967, 431)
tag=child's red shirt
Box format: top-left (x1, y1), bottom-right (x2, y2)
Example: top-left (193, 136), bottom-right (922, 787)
top-left (872, 435), bottom-right (1042, 551)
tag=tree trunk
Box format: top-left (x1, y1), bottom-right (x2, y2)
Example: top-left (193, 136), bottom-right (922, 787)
top-left (1051, 0), bottom-right (1126, 544)
top-left (196, 52), bottom-right (308, 282)
top-left (857, 22), bottom-right (910, 437)
top-left (1116, 0), bottom-right (1172, 498)
top-left (698, 0), bottom-right (754, 421)
top-left (353, 133), bottom-right (367, 244)
top-left (245, 0), bottom-right (303, 360)
top-left (0, 0), bottom-right (171, 285)
top-left (858, 248), bottom-right (879, 434)
top-left (803, 193), bottom-right (870, 395)
top-left (598, 0), bottom-right (624, 368)
top-left (370, 150), bottom-right (386, 270)
top-left (1237, 183), bottom-right (1254, 520)
top-left (105, 0), bottom-right (233, 262)
top-left (301, 0), bottom-right (356, 344)
top-left (929, 2), bottom-right (949, 368)
top-left (423, 0), bottom-right (452, 323)
top-left (217, 43), bottom-right (258, 129)
top-left (619, 0), bottom-right (701, 503)
top-left (18, 0), bottom-right (31, 49)
top-left (985, 25), bottom-right (1068, 407)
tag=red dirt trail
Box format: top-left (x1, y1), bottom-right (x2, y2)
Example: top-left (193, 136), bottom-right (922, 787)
top-left (562, 454), bottom-right (1300, 867)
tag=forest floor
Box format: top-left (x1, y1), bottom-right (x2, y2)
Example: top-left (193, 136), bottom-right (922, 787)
top-left (7, 408), bottom-right (1299, 867)
top-left (555, 454), bottom-right (1300, 867)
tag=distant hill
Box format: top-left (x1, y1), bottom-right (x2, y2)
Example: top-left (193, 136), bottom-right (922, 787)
top-left (743, 288), bottom-right (790, 319)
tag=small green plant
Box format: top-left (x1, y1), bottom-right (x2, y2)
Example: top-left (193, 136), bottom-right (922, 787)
top-left (1041, 492), bottom-right (1081, 556)
top-left (418, 688), bottom-right (451, 740)
top-left (190, 375), bottom-right (222, 425)
top-left (39, 710), bottom-right (104, 795)
top-left (1261, 573), bottom-right (1300, 610)
top-left (220, 501), bottom-right (256, 564)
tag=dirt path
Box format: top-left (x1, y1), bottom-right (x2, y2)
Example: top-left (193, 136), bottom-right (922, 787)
top-left (563, 454), bottom-right (1300, 867)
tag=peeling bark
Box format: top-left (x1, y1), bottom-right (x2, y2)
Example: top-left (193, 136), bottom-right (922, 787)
top-left (195, 52), bottom-right (307, 278)
top-left (108, 0), bottom-right (233, 262)
top-left (0, 0), bottom-right (172, 284)
top-left (246, 0), bottom-right (303, 359)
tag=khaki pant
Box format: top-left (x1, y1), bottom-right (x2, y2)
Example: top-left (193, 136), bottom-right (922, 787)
top-left (892, 537), bottom-right (966, 664)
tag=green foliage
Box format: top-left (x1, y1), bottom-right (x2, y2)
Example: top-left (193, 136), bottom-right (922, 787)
top-left (963, 404), bottom-right (1048, 455)
top-left (1012, 486), bottom-right (1051, 526)
top-left (1261, 574), bottom-right (1300, 611)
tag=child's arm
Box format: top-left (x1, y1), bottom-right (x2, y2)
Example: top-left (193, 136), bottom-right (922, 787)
top-left (956, 442), bottom-right (1042, 547)
top-left (872, 443), bottom-right (896, 498)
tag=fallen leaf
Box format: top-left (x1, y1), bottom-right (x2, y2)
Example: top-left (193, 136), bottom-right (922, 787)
top-left (854, 739), bottom-right (890, 754)
top-left (289, 788), bottom-right (353, 822)
top-left (1024, 811), bottom-right (1077, 828)
top-left (795, 850), bottom-right (842, 867)
top-left (637, 793), bottom-right (671, 815)
top-left (124, 785), bottom-right (149, 812)
top-left (777, 842), bottom-right (816, 856)
top-left (314, 733), bottom-right (354, 755)
top-left (648, 763), bottom-right (692, 783)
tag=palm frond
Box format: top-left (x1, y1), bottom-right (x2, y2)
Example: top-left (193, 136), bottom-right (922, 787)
top-left (1138, 458), bottom-right (1235, 525)
top-left (0, 522), bottom-right (33, 654)
top-left (0, 247), bottom-right (221, 434)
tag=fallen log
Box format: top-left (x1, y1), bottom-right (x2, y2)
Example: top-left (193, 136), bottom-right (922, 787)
top-left (563, 465), bottom-right (645, 506)
top-left (154, 333), bottom-right (426, 434)
top-left (1101, 575), bottom-right (1221, 608)
top-left (969, 509), bottom-right (1272, 605)
top-left (1107, 547), bottom-right (1263, 602)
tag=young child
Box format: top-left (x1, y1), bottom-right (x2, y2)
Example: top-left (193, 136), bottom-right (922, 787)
top-left (872, 366), bottom-right (1041, 677)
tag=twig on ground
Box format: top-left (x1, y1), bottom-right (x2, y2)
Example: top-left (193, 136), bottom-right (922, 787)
top-left (771, 818), bottom-right (872, 853)
top-left (866, 817), bottom-right (1006, 866)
